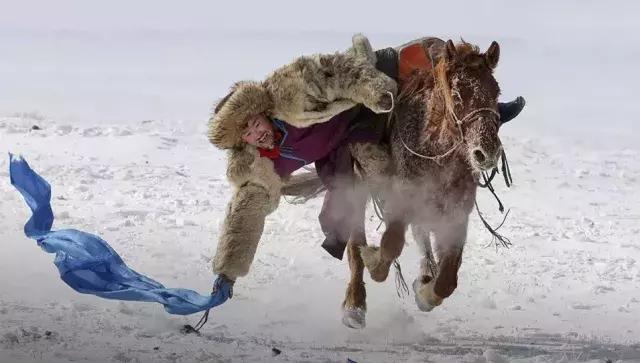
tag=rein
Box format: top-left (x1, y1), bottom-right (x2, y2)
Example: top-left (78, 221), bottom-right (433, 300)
top-left (474, 148), bottom-right (514, 249)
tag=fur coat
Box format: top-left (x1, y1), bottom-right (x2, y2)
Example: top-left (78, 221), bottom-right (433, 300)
top-left (208, 34), bottom-right (397, 279)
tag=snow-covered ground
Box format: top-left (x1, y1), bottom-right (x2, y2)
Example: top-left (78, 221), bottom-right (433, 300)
top-left (2, 1), bottom-right (640, 362)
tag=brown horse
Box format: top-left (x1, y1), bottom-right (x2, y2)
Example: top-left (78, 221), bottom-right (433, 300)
top-left (341, 38), bottom-right (504, 328)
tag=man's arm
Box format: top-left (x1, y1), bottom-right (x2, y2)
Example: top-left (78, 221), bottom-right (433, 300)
top-left (212, 147), bottom-right (282, 280)
top-left (264, 34), bottom-right (397, 129)
top-left (213, 183), bottom-right (271, 279)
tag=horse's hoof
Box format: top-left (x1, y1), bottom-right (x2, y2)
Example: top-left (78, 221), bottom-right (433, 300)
top-left (369, 264), bottom-right (391, 282)
top-left (360, 246), bottom-right (391, 282)
top-left (342, 307), bottom-right (366, 329)
top-left (412, 279), bottom-right (442, 312)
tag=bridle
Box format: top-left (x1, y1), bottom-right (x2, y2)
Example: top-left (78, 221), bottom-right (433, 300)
top-left (395, 63), bottom-right (501, 165)
top-left (398, 97), bottom-right (500, 165)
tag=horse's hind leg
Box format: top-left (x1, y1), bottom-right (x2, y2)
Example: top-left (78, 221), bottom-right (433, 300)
top-left (342, 230), bottom-right (368, 328)
top-left (342, 186), bottom-right (369, 329)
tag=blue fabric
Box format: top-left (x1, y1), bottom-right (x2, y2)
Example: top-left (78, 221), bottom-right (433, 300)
top-left (8, 153), bottom-right (231, 315)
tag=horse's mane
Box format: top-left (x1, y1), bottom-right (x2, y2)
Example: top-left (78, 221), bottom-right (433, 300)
top-left (451, 40), bottom-right (481, 62)
top-left (397, 69), bottom-right (432, 103)
top-left (398, 40), bottom-right (483, 118)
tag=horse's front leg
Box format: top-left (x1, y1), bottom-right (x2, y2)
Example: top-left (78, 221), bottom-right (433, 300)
top-left (413, 219), bottom-right (467, 311)
top-left (361, 179), bottom-right (410, 282)
top-left (361, 210), bottom-right (407, 282)
top-left (410, 223), bottom-right (437, 307)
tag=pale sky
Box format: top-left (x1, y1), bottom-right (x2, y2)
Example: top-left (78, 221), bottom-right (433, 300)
top-left (1, 0), bottom-right (638, 139)
top-left (1, 0), bottom-right (638, 37)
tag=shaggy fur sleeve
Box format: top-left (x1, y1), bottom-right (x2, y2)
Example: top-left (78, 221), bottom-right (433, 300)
top-left (264, 34), bottom-right (398, 128)
top-left (212, 147), bottom-right (283, 279)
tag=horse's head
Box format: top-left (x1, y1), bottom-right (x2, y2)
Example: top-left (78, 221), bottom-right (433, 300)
top-left (438, 40), bottom-right (502, 172)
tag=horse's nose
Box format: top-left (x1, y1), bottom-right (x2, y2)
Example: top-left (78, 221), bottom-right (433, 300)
top-left (470, 147), bottom-right (500, 171)
top-left (472, 148), bottom-right (487, 164)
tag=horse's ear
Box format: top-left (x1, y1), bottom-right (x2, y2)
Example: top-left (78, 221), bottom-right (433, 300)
top-left (485, 41), bottom-right (500, 69)
top-left (445, 39), bottom-right (457, 62)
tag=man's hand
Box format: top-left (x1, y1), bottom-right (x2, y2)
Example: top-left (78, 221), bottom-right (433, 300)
top-left (214, 274), bottom-right (235, 299)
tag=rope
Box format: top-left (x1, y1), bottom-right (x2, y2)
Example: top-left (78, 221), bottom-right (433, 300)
top-left (477, 168), bottom-right (497, 188)
top-left (397, 106), bottom-right (500, 165)
top-left (478, 169), bottom-right (505, 213)
top-left (181, 278), bottom-right (234, 335)
top-left (425, 249), bottom-right (438, 278)
top-left (181, 309), bottom-right (211, 335)
top-left (377, 91), bottom-right (396, 114)
top-left (370, 193), bottom-right (388, 231)
top-left (399, 131), bottom-right (462, 165)
top-left (474, 146), bottom-right (514, 249)
top-left (475, 200), bottom-right (512, 250)
top-left (501, 148), bottom-right (513, 187)
top-left (393, 259), bottom-right (410, 298)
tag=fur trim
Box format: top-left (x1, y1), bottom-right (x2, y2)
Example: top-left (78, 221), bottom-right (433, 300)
top-left (226, 146), bottom-right (283, 211)
top-left (349, 33), bottom-right (377, 64)
top-left (264, 43), bottom-right (396, 128)
top-left (208, 34), bottom-right (397, 149)
top-left (212, 147), bottom-right (283, 279)
top-left (212, 183), bottom-right (271, 279)
top-left (208, 82), bottom-right (273, 149)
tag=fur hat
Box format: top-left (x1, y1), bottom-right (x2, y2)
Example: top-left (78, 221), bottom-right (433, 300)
top-left (208, 81), bottom-right (273, 149)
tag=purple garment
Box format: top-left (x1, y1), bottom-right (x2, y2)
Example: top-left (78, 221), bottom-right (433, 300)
top-left (271, 108), bottom-right (361, 177)
top-left (268, 107), bottom-right (383, 260)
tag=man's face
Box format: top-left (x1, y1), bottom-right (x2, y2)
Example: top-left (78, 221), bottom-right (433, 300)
top-left (242, 114), bottom-right (276, 149)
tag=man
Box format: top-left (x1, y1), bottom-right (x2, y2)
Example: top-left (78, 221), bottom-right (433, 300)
top-left (207, 35), bottom-right (525, 288)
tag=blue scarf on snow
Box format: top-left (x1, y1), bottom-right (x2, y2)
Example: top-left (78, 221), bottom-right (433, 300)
top-left (8, 154), bottom-right (231, 315)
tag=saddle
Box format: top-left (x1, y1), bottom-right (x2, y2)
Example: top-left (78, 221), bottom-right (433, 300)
top-left (369, 37), bottom-right (446, 142)
top-left (375, 37), bottom-right (445, 86)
